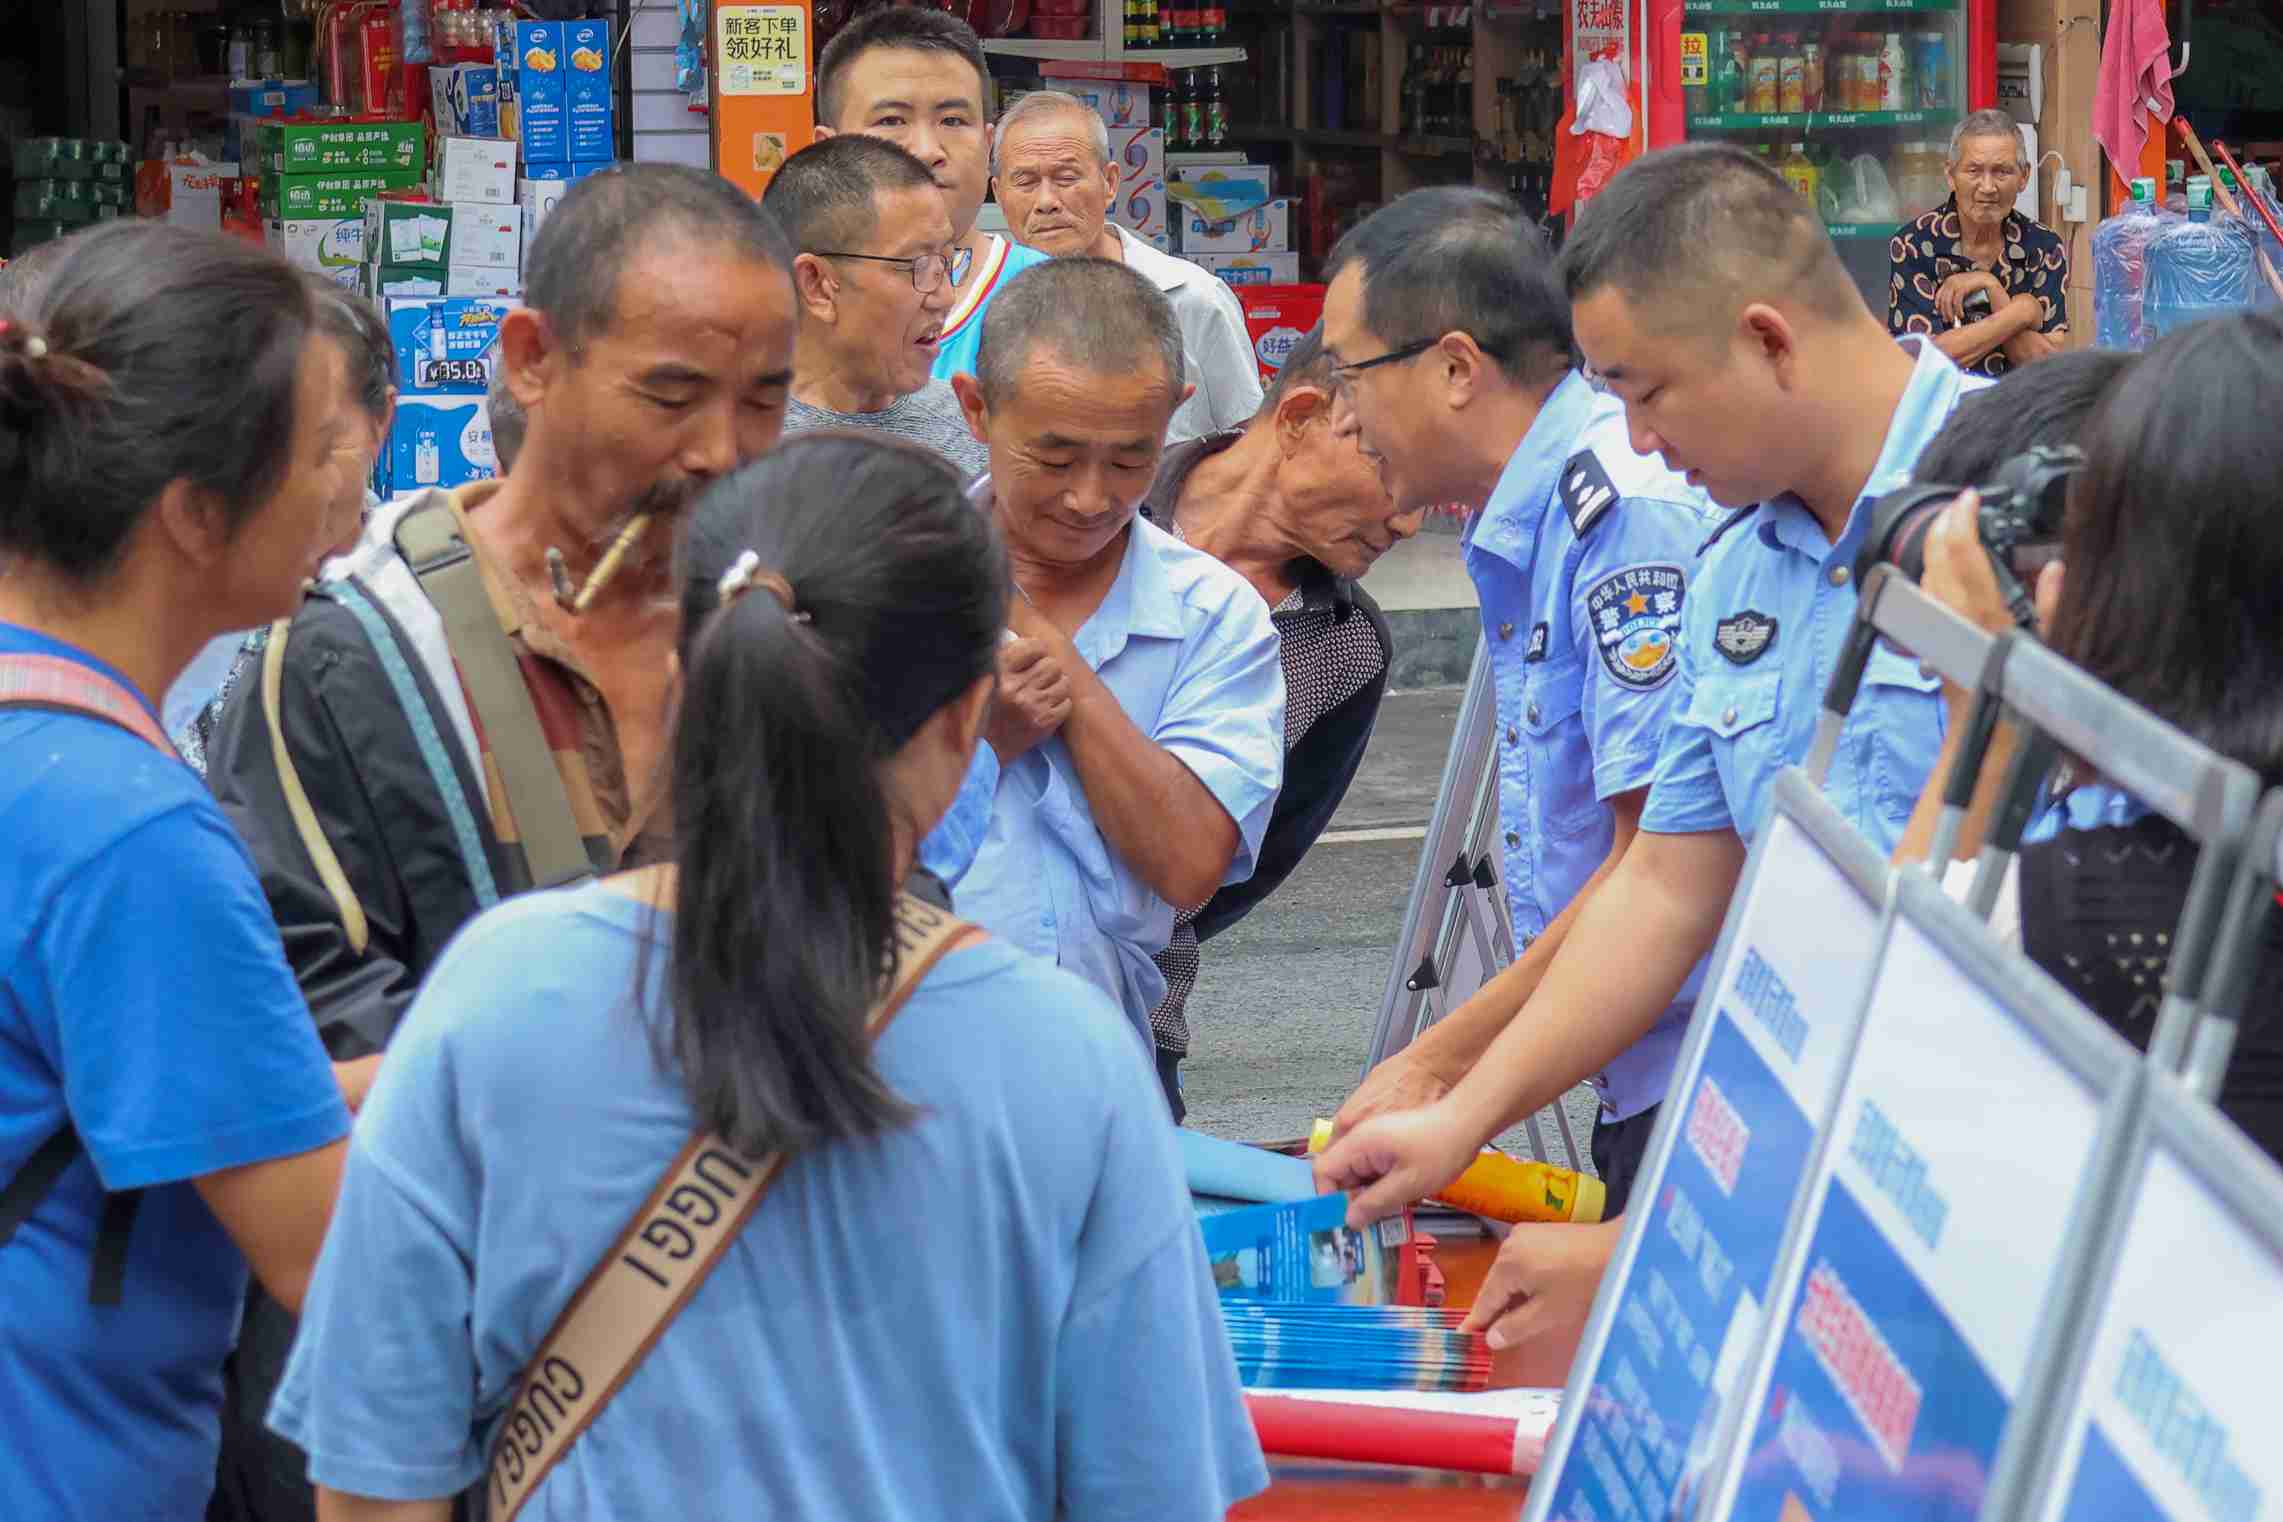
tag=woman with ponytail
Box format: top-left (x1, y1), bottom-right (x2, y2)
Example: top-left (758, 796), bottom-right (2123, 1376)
top-left (269, 432), bottom-right (1268, 1522)
top-left (0, 221), bottom-right (359, 1520)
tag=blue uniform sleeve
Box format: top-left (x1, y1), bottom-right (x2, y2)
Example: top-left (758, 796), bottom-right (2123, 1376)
top-left (1570, 499), bottom-right (1709, 802)
top-left (918, 744), bottom-right (1002, 889)
top-left (1156, 593), bottom-right (1286, 887)
top-left (1054, 1029), bottom-right (1270, 1519)
top-left (267, 949), bottom-right (487, 1501)
top-left (1640, 578), bottom-right (1738, 838)
top-left (31, 801), bottom-right (348, 1190)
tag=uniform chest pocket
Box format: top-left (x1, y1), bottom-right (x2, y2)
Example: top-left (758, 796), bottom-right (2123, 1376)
top-left (1685, 666), bottom-right (1780, 742)
top-left (1519, 662), bottom-right (1604, 843)
top-left (1522, 663), bottom-right (1585, 737)
top-left (1857, 644), bottom-right (1947, 829)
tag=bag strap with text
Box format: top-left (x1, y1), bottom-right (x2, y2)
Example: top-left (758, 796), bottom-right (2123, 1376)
top-left (484, 893), bottom-right (977, 1521)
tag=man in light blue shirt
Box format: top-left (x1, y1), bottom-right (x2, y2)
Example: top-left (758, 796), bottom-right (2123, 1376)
top-left (1320, 188), bottom-right (1718, 1213)
top-left (946, 258), bottom-right (1285, 1089)
top-left (1319, 147), bottom-right (1984, 1350)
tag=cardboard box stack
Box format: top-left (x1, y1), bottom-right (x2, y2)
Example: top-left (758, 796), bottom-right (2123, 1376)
top-left (361, 16), bottom-right (619, 496)
top-left (11, 139), bottom-right (133, 255)
top-left (375, 297), bottom-right (516, 494)
top-left (258, 119), bottom-right (425, 287)
top-left (225, 78), bottom-right (322, 166)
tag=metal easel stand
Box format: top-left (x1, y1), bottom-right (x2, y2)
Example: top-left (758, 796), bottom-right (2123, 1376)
top-left (1366, 636), bottom-right (1585, 1173)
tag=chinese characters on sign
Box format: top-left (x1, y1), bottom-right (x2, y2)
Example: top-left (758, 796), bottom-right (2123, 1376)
top-left (715, 6), bottom-right (807, 97)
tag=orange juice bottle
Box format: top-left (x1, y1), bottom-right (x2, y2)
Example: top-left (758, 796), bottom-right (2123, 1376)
top-left (1310, 1120), bottom-right (1608, 1225)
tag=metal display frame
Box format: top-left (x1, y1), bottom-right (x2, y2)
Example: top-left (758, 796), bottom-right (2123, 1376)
top-left (1733, 868), bottom-right (2148, 1522)
top-left (1365, 635), bottom-right (1581, 1170)
top-left (1523, 769), bottom-right (1900, 1522)
top-left (2006, 1066), bottom-right (2283, 1522)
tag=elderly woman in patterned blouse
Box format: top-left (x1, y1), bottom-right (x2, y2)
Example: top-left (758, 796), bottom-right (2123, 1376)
top-left (1888, 108), bottom-right (2070, 377)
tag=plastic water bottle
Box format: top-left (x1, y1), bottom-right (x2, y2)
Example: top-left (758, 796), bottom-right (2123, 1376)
top-left (2145, 175), bottom-right (2255, 338)
top-left (2092, 176), bottom-right (2171, 349)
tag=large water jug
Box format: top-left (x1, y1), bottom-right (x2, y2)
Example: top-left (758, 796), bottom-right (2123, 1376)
top-left (2145, 175), bottom-right (2255, 337)
top-left (2092, 176), bottom-right (2172, 348)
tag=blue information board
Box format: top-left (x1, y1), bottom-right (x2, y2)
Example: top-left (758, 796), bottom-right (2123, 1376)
top-left (1527, 774), bottom-right (1895, 1522)
top-left (2026, 1076), bottom-right (2283, 1522)
top-left (1702, 873), bottom-right (2140, 1522)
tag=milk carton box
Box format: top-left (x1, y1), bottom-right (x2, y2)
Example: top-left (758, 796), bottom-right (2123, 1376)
top-left (431, 63), bottom-right (502, 140)
top-left (1112, 127), bottom-right (1165, 195)
top-left (389, 394), bottom-right (496, 490)
top-left (519, 177), bottom-right (573, 255)
top-left (445, 266), bottom-right (523, 298)
top-left (387, 296), bottom-right (521, 395)
top-left (495, 19), bottom-right (568, 163)
top-left (363, 264), bottom-right (446, 300)
top-left (266, 216), bottom-right (365, 283)
top-left (1178, 197), bottom-right (1292, 254)
top-left (519, 160), bottom-right (612, 183)
top-left (449, 203), bottom-right (521, 270)
top-left (1190, 250), bottom-right (1301, 285)
top-left (435, 137), bottom-right (517, 206)
top-left (1112, 177), bottom-right (1169, 252)
top-left (562, 20), bottom-right (616, 162)
top-left (1048, 80), bottom-right (1150, 128)
top-left (365, 197), bottom-right (451, 268)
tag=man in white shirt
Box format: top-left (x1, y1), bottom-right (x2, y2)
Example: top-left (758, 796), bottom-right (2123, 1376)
top-left (992, 88), bottom-right (1264, 443)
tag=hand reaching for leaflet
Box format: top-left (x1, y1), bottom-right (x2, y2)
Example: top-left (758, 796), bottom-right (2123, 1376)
top-left (1312, 1101), bottom-right (1481, 1229)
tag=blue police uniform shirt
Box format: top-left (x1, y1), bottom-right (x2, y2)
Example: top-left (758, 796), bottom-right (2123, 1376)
top-left (1644, 337), bottom-right (1987, 852)
top-left (269, 883), bottom-right (1269, 1519)
top-left (1465, 373), bottom-right (1722, 1122)
top-left (951, 511), bottom-right (1286, 1041)
top-left (931, 234), bottom-right (1052, 383)
top-left (0, 623), bottom-right (350, 1522)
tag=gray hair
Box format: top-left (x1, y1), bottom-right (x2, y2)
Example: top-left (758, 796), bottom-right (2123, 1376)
top-left (1948, 109), bottom-right (2028, 169)
top-left (991, 90), bottom-right (1110, 176)
top-left (974, 257), bottom-right (1184, 406)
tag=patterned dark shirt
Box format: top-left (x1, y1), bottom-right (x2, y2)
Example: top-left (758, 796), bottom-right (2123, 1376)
top-left (1141, 432), bottom-right (1393, 1056)
top-left (1887, 195), bottom-right (2070, 378)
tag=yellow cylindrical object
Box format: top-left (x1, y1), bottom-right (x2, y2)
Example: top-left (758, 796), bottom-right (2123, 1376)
top-left (1310, 1119), bottom-right (1607, 1226)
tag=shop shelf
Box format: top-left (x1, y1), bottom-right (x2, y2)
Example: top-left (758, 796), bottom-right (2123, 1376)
top-left (1825, 221), bottom-right (1904, 238)
top-left (985, 39), bottom-right (1247, 64)
top-left (1685, 107), bottom-right (1957, 130)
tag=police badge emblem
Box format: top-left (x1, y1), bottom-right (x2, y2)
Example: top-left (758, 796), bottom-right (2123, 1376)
top-left (1524, 623), bottom-right (1550, 662)
top-left (1714, 610), bottom-right (1778, 665)
top-left (1584, 564), bottom-right (1685, 690)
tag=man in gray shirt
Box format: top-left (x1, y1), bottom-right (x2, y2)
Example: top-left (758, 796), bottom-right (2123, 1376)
top-left (761, 134), bottom-right (989, 477)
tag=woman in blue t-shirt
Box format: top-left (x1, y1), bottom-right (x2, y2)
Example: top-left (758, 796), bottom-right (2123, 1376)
top-left (271, 432), bottom-right (1269, 1521)
top-left (0, 223), bottom-right (361, 1519)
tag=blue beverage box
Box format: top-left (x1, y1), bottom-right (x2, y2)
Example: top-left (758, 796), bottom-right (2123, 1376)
top-left (494, 19), bottom-right (567, 164)
top-left (520, 160), bottom-right (613, 183)
top-left (561, 20), bottom-right (617, 162)
top-left (385, 296), bottom-right (521, 396)
top-left (388, 395), bottom-right (496, 491)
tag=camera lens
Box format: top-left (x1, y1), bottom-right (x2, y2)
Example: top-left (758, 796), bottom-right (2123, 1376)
top-left (1859, 483), bottom-right (1959, 586)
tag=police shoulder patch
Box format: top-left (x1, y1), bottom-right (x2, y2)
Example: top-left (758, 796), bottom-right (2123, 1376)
top-left (1560, 451), bottom-right (1621, 540)
top-left (1584, 563), bottom-right (1685, 690)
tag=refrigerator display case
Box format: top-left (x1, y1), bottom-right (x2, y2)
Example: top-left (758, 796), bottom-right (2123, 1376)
top-left (1647, 0), bottom-right (1997, 309)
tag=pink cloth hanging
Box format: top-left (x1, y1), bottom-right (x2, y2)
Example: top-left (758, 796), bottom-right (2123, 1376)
top-left (2093, 0), bottom-right (2174, 179)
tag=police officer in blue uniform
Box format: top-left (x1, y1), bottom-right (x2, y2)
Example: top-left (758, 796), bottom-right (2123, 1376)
top-left (1320, 147), bottom-right (1984, 1355)
top-left (1318, 187), bottom-right (1718, 1215)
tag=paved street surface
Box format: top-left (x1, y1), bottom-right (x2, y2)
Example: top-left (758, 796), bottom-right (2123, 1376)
top-left (1182, 687), bottom-right (1605, 1172)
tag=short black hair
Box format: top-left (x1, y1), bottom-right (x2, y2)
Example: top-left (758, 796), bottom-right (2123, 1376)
top-left (1323, 187), bottom-right (1572, 382)
top-left (815, 8), bottom-right (990, 128)
top-left (761, 133), bottom-right (940, 254)
top-left (523, 162), bottom-right (793, 349)
top-left (1560, 144), bottom-right (1861, 326)
top-left (2047, 311), bottom-right (2283, 783)
top-left (975, 257), bottom-right (1183, 406)
top-left (1910, 349), bottom-right (2137, 487)
top-left (1257, 322), bottom-right (1333, 417)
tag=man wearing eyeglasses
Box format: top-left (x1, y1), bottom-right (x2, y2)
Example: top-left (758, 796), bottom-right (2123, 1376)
top-left (1319, 187), bottom-right (1716, 1229)
top-left (761, 134), bottom-right (989, 477)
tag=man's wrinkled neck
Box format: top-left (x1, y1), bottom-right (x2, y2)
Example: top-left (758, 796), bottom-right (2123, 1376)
top-left (475, 450), bottom-right (673, 616)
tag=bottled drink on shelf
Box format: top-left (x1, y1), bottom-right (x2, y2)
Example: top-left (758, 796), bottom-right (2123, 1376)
top-left (1877, 32), bottom-right (1909, 112)
top-left (1780, 142), bottom-right (1819, 204)
top-left (1777, 32), bottom-right (1805, 115)
top-left (1747, 35), bottom-right (1779, 115)
top-left (1204, 66), bottom-right (1228, 146)
top-left (1800, 39), bottom-right (1823, 113)
top-left (1714, 30), bottom-right (1748, 113)
top-left (1402, 43), bottom-right (1429, 138)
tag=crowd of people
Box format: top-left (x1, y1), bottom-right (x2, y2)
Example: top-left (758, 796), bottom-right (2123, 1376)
top-left (3, 12), bottom-right (2281, 1518)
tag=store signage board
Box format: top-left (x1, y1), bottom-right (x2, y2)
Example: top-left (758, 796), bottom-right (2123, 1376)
top-left (1526, 772), bottom-right (1892, 1522)
top-left (1700, 874), bottom-right (2140, 1522)
top-left (2025, 1080), bottom-right (2283, 1522)
top-left (715, 6), bottom-right (807, 96)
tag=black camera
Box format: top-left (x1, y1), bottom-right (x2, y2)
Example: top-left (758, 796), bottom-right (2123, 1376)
top-left (1857, 443), bottom-right (2086, 604)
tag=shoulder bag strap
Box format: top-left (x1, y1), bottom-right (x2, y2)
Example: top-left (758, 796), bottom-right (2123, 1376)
top-left (484, 893), bottom-right (978, 1521)
top-left (0, 652), bottom-right (177, 1302)
top-left (395, 501), bottom-right (595, 891)
top-left (258, 618), bottom-right (374, 956)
